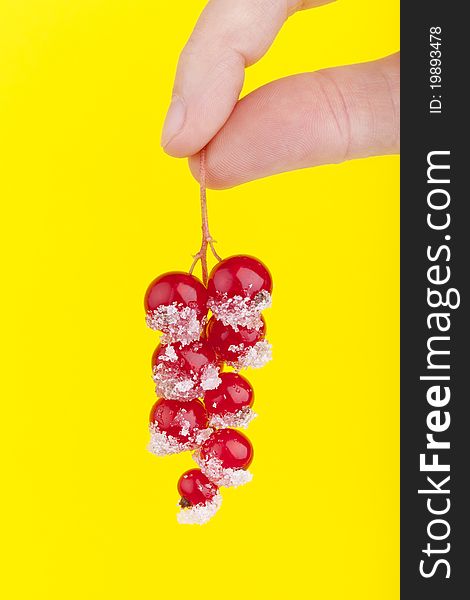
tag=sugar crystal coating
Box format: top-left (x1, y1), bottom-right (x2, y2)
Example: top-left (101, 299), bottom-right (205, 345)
top-left (160, 344), bottom-right (178, 362)
top-left (146, 303), bottom-right (203, 346)
top-left (200, 364), bottom-right (222, 391)
top-left (152, 343), bottom-right (222, 400)
top-left (194, 454), bottom-right (253, 488)
top-left (148, 421), bottom-right (212, 456)
top-left (208, 406), bottom-right (257, 429)
top-left (152, 363), bottom-right (196, 399)
top-left (148, 430), bottom-right (194, 456)
top-left (177, 493), bottom-right (222, 525)
top-left (207, 290), bottom-right (272, 331)
top-left (227, 340), bottom-right (272, 371)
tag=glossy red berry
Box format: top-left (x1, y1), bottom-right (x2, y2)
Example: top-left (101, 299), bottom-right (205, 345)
top-left (152, 340), bottom-right (222, 400)
top-left (200, 428), bottom-right (254, 471)
top-left (177, 469), bottom-right (219, 507)
top-left (149, 398), bottom-right (208, 450)
top-left (144, 272), bottom-right (208, 345)
top-left (145, 272), bottom-right (207, 315)
top-left (206, 315), bottom-right (265, 362)
top-left (204, 372), bottom-right (254, 428)
top-left (152, 340), bottom-right (220, 378)
top-left (207, 256), bottom-right (272, 330)
top-left (207, 255), bottom-right (272, 300)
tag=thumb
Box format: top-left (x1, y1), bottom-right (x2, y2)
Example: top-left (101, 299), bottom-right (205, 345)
top-left (189, 53), bottom-right (400, 189)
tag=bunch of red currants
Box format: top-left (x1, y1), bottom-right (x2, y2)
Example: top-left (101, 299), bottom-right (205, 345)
top-left (144, 254), bottom-right (273, 524)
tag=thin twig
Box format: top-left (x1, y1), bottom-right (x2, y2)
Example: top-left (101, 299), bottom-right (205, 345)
top-left (188, 148), bottom-right (222, 284)
top-left (209, 239), bottom-right (223, 262)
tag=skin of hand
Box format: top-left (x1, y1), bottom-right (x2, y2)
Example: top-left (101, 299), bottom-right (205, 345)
top-left (161, 0), bottom-right (400, 189)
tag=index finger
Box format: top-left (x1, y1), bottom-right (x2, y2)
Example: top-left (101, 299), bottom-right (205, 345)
top-left (161, 0), bottom-right (335, 157)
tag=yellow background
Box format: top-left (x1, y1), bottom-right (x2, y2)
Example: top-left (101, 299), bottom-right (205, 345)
top-left (0, 1), bottom-right (399, 598)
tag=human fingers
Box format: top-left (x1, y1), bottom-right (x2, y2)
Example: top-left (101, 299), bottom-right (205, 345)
top-left (161, 0), bottom-right (335, 157)
top-left (188, 53), bottom-right (400, 189)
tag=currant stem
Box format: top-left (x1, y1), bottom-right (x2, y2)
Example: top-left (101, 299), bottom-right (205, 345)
top-left (189, 148), bottom-right (222, 285)
top-left (179, 496), bottom-right (192, 508)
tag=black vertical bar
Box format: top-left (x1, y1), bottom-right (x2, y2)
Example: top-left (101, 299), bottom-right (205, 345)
top-left (401, 3), bottom-right (468, 598)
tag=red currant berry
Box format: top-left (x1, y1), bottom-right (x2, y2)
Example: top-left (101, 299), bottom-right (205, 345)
top-left (207, 255), bottom-right (272, 299)
top-left (204, 372), bottom-right (255, 428)
top-left (144, 272), bottom-right (208, 345)
top-left (145, 272), bottom-right (207, 315)
top-left (177, 469), bottom-right (219, 507)
top-left (148, 399), bottom-right (209, 455)
top-left (152, 340), bottom-right (220, 380)
top-left (196, 429), bottom-right (254, 487)
top-left (152, 340), bottom-right (222, 400)
top-left (200, 428), bottom-right (253, 470)
top-left (207, 256), bottom-right (273, 331)
top-left (206, 316), bottom-right (265, 360)
top-left (206, 316), bottom-right (271, 369)
top-left (176, 469), bottom-right (222, 525)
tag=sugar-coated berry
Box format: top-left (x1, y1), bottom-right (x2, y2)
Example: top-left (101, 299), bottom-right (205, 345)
top-left (144, 272), bottom-right (207, 316)
top-left (206, 315), bottom-right (266, 362)
top-left (177, 469), bottom-right (219, 507)
top-left (207, 255), bottom-right (272, 300)
top-left (200, 428), bottom-right (254, 471)
top-left (152, 340), bottom-right (220, 378)
top-left (144, 272), bottom-right (208, 345)
top-left (204, 372), bottom-right (254, 418)
top-left (152, 340), bottom-right (222, 400)
top-left (149, 398), bottom-right (208, 444)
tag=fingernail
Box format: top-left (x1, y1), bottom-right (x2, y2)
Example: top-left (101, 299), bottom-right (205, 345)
top-left (161, 95), bottom-right (186, 148)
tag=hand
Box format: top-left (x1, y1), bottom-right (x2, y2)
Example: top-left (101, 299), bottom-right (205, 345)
top-left (161, 0), bottom-right (399, 189)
